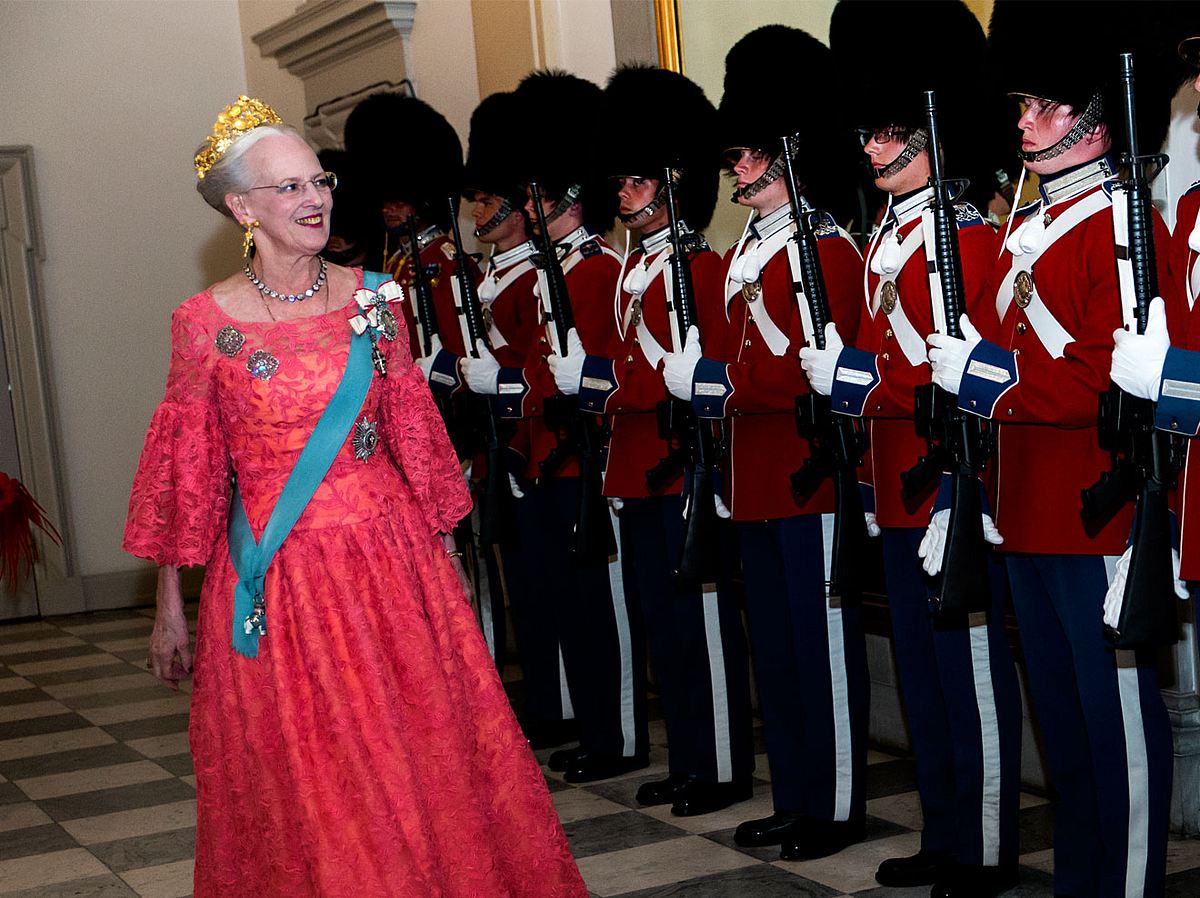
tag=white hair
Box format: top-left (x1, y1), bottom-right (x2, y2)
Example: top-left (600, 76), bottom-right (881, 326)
top-left (195, 123), bottom-right (306, 219)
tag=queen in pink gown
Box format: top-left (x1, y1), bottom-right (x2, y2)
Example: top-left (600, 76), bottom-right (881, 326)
top-left (124, 98), bottom-right (587, 898)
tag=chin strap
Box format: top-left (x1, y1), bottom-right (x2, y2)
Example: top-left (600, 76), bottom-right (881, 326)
top-left (474, 199), bottom-right (515, 238)
top-left (876, 128), bottom-right (929, 181)
top-left (1019, 93), bottom-right (1104, 163)
top-left (620, 176), bottom-right (673, 228)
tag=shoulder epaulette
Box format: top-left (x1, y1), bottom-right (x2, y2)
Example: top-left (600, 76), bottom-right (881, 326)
top-left (579, 239), bottom-right (601, 258)
top-left (813, 212), bottom-right (840, 239)
top-left (1101, 180), bottom-right (1117, 199)
top-left (440, 241), bottom-right (456, 260)
top-left (953, 202), bottom-right (987, 228)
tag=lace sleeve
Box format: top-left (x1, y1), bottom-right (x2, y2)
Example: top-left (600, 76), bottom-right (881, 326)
top-left (123, 301), bottom-right (230, 566)
top-left (379, 337), bottom-right (473, 535)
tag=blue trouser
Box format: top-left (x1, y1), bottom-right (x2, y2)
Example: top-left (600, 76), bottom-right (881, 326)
top-left (1007, 554), bottom-right (1172, 898)
top-left (536, 478), bottom-right (646, 758)
top-left (496, 472), bottom-right (573, 726)
top-left (738, 514), bottom-right (869, 821)
top-left (619, 495), bottom-right (754, 783)
top-left (882, 528), bottom-right (1022, 867)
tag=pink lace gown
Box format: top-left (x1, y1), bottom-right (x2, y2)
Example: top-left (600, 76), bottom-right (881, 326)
top-left (123, 272), bottom-right (587, 898)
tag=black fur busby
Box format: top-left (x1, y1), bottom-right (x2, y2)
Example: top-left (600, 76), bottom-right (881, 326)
top-left (512, 70), bottom-right (617, 236)
top-left (831, 0), bottom-right (1015, 211)
top-left (316, 149), bottom-right (367, 247)
top-left (720, 24), bottom-right (861, 227)
top-left (462, 91), bottom-right (525, 208)
top-left (602, 65), bottom-right (720, 231)
top-left (988, 0), bottom-right (1177, 155)
top-left (343, 92), bottom-right (464, 229)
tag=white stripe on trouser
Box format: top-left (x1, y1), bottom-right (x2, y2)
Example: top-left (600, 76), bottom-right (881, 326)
top-left (821, 514), bottom-right (854, 821)
top-left (968, 622), bottom-right (1002, 865)
top-left (1104, 556), bottom-right (1149, 898)
top-left (701, 584), bottom-right (733, 781)
top-left (607, 508), bottom-right (638, 756)
top-left (557, 644), bottom-right (575, 719)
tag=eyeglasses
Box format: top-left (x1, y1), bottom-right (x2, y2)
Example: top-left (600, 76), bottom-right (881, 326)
top-left (1016, 96), bottom-right (1062, 118)
top-left (248, 171), bottom-right (338, 195)
top-left (857, 126), bottom-right (912, 147)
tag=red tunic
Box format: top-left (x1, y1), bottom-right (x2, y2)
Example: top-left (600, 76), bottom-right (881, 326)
top-left (593, 232), bottom-right (722, 499)
top-left (982, 180), bottom-right (1172, 555)
top-left (705, 212), bottom-right (863, 521)
top-left (857, 197), bottom-right (998, 527)
top-left (390, 234), bottom-right (479, 359)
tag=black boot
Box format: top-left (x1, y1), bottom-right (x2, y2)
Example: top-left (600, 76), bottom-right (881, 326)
top-left (875, 849), bottom-right (954, 887)
top-left (733, 811), bottom-right (805, 847)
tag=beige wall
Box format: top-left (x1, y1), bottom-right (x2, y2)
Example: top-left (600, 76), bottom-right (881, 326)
top-left (0, 1), bottom-right (250, 588)
top-left (239, 0), bottom-right (308, 126)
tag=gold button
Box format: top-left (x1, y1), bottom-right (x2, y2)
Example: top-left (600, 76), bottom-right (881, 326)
top-left (539, 336), bottom-right (547, 345)
top-left (1172, 421), bottom-right (1180, 430)
top-left (748, 315), bottom-right (756, 325)
top-left (1006, 408), bottom-right (1014, 416)
top-left (744, 339), bottom-right (753, 348)
top-left (634, 337), bottom-right (641, 345)
top-left (625, 354), bottom-right (634, 363)
top-left (970, 399), bottom-right (977, 408)
top-left (882, 352), bottom-right (890, 361)
top-left (841, 400), bottom-right (849, 408)
top-left (874, 404), bottom-right (883, 412)
top-left (1016, 322), bottom-right (1027, 335)
top-left (884, 328), bottom-right (893, 340)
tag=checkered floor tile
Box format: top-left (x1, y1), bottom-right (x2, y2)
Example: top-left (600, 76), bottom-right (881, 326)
top-left (1, 608), bottom-right (1198, 897)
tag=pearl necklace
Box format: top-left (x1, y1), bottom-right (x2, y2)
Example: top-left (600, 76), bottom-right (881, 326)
top-left (243, 257), bottom-right (327, 303)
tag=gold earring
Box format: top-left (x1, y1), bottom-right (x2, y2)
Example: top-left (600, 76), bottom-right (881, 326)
top-left (242, 220), bottom-right (259, 259)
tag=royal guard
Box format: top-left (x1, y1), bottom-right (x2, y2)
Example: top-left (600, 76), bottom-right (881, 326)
top-left (552, 64), bottom-right (755, 816)
top-left (812, 3), bottom-right (1025, 893)
top-left (464, 69), bottom-right (647, 782)
top-left (655, 24), bottom-right (869, 858)
top-left (925, 4), bottom-right (1178, 895)
top-left (1112, 12), bottom-right (1200, 585)
top-left (451, 90), bottom-right (582, 748)
top-left (342, 92), bottom-right (478, 365)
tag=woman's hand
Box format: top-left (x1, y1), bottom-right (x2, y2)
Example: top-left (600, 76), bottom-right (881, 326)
top-left (148, 564), bottom-right (193, 690)
top-left (441, 533), bottom-right (476, 611)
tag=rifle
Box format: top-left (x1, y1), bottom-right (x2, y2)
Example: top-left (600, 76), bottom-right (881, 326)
top-left (446, 196), bottom-right (518, 549)
top-left (781, 134), bottom-right (875, 605)
top-left (903, 90), bottom-right (995, 617)
top-left (528, 181), bottom-right (617, 564)
top-left (658, 167), bottom-right (722, 587)
top-left (1081, 53), bottom-right (1179, 648)
top-left (405, 214), bottom-right (439, 359)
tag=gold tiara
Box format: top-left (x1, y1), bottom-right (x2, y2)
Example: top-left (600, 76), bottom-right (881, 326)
top-left (194, 96), bottom-right (282, 180)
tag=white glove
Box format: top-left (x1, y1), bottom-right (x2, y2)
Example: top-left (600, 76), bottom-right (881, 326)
top-left (798, 323), bottom-right (844, 396)
top-left (663, 325), bottom-right (702, 401)
top-left (918, 508), bottom-right (1004, 576)
top-left (416, 334), bottom-right (445, 382)
top-left (608, 497), bottom-right (625, 512)
top-left (1103, 543), bottom-right (1189, 629)
top-left (508, 473), bottom-right (525, 499)
top-left (865, 512), bottom-right (881, 538)
top-left (682, 492), bottom-right (732, 520)
top-left (1111, 296), bottom-right (1169, 400)
top-left (461, 339), bottom-right (500, 395)
top-left (549, 328), bottom-right (585, 396)
top-left (927, 314), bottom-right (983, 395)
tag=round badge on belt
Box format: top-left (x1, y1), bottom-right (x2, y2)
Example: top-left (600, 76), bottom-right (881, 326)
top-left (1014, 270), bottom-right (1033, 309)
top-left (880, 280), bottom-right (898, 315)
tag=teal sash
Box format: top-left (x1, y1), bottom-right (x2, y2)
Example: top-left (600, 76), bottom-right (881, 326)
top-left (227, 271), bottom-right (389, 658)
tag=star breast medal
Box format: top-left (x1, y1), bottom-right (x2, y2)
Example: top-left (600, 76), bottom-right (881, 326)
top-left (351, 417), bottom-right (379, 461)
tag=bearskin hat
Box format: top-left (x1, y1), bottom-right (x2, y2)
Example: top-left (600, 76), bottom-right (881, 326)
top-left (720, 24), bottom-right (861, 227)
top-left (343, 92), bottom-right (463, 229)
top-left (512, 70), bottom-right (617, 236)
top-left (316, 149), bottom-right (367, 246)
top-left (602, 65), bottom-right (720, 231)
top-left (831, 0), bottom-right (1015, 211)
top-left (462, 91), bottom-right (525, 209)
top-left (988, 0), bottom-right (1178, 155)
